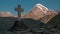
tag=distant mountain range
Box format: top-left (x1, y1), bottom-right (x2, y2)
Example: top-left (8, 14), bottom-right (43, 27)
top-left (0, 4), bottom-right (60, 24)
top-left (0, 12), bottom-right (13, 17)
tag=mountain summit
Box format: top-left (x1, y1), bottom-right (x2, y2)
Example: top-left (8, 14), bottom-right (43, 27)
top-left (22, 4), bottom-right (49, 20)
top-left (21, 4), bottom-right (59, 23)
top-left (36, 4), bottom-right (48, 12)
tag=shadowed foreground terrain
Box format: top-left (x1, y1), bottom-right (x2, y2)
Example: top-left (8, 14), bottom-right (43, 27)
top-left (0, 17), bottom-right (45, 34)
top-left (0, 14), bottom-right (60, 34)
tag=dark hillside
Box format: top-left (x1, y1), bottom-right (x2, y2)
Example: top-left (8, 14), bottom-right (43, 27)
top-left (45, 14), bottom-right (60, 30)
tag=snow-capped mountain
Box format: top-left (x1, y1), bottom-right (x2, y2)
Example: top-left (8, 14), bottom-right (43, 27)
top-left (21, 3), bottom-right (59, 23)
top-left (22, 4), bottom-right (49, 20)
top-left (0, 12), bottom-right (13, 17)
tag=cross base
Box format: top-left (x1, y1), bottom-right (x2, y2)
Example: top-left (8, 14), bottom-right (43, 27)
top-left (9, 20), bottom-right (28, 32)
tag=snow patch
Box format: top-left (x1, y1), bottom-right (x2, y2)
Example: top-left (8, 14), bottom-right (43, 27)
top-left (36, 3), bottom-right (48, 11)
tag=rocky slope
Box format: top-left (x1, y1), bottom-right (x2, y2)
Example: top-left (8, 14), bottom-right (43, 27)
top-left (41, 10), bottom-right (58, 23)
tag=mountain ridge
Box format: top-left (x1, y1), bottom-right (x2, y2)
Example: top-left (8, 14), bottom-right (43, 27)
top-left (0, 4), bottom-right (60, 24)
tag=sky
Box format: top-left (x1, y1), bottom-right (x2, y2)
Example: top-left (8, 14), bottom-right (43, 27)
top-left (0, 0), bottom-right (60, 16)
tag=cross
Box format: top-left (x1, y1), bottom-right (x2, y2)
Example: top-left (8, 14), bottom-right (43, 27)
top-left (15, 4), bottom-right (24, 20)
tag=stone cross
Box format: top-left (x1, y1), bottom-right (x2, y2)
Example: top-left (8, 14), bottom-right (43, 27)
top-left (15, 5), bottom-right (24, 20)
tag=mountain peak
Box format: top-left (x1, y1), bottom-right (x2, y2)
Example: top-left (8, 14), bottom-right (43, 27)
top-left (35, 3), bottom-right (48, 12)
top-left (22, 3), bottom-right (49, 20)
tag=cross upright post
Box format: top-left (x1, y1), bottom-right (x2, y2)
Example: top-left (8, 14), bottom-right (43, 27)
top-left (15, 4), bottom-right (23, 20)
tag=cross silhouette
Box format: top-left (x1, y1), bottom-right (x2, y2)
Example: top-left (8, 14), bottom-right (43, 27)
top-left (15, 5), bottom-right (24, 20)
